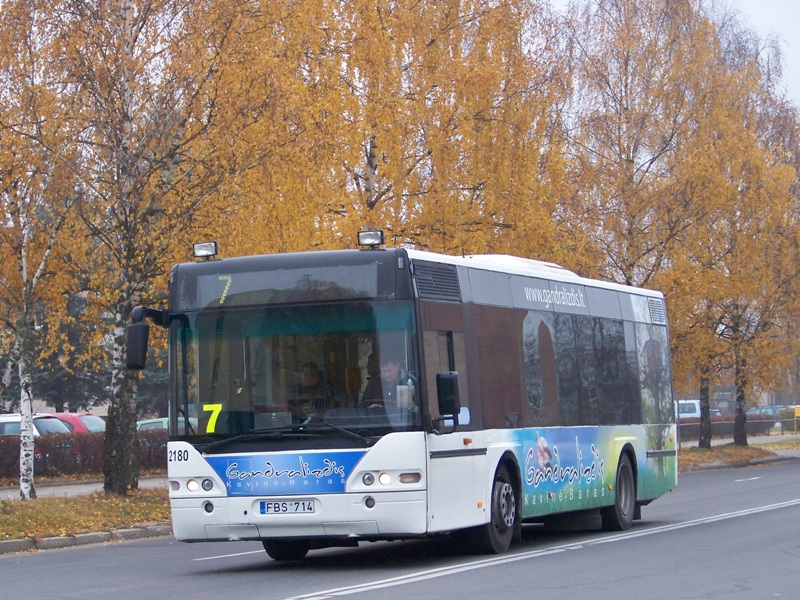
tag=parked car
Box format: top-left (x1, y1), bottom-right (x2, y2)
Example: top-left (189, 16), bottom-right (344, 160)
top-left (675, 400), bottom-right (721, 420)
top-left (746, 406), bottom-right (784, 429)
top-left (137, 417), bottom-right (169, 431)
top-left (52, 412), bottom-right (106, 434)
top-left (746, 406), bottom-right (780, 417)
top-left (0, 413), bottom-right (71, 436)
top-left (137, 417), bottom-right (197, 433)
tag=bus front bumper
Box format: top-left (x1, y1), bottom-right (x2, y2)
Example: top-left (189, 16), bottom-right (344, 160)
top-left (170, 490), bottom-right (428, 542)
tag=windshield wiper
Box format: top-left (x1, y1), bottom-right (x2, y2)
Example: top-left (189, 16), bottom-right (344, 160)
top-left (198, 427), bottom-right (312, 453)
top-left (198, 421), bottom-right (372, 454)
top-left (298, 419), bottom-right (373, 446)
top-left (177, 408), bottom-right (196, 435)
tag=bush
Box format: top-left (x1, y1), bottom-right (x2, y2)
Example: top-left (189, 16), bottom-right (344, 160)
top-left (0, 436), bottom-right (17, 477)
top-left (138, 429), bottom-right (168, 469)
top-left (678, 414), bottom-right (776, 441)
top-left (777, 408), bottom-right (799, 432)
top-left (0, 430), bottom-right (167, 479)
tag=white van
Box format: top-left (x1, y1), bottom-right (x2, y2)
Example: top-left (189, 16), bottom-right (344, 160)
top-left (676, 399), bottom-right (701, 420)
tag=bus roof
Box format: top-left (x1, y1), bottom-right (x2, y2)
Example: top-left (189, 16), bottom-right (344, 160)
top-left (403, 248), bottom-right (663, 299)
top-left (171, 246), bottom-right (665, 311)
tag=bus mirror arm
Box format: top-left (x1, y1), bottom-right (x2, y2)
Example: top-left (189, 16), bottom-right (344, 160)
top-left (126, 306), bottom-right (168, 371)
top-left (431, 415), bottom-right (457, 433)
top-left (131, 305), bottom-right (169, 328)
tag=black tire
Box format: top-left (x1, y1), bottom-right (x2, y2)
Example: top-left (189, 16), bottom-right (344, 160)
top-left (468, 464), bottom-right (517, 554)
top-left (601, 454), bottom-right (635, 531)
top-left (262, 539), bottom-right (311, 561)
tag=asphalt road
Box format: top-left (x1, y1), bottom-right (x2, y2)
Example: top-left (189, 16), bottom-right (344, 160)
top-left (1, 458), bottom-right (798, 600)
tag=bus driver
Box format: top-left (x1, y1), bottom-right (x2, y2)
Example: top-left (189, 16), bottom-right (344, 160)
top-left (362, 355), bottom-right (414, 409)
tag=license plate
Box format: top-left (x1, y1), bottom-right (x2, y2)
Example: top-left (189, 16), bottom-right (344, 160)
top-left (260, 500), bottom-right (315, 514)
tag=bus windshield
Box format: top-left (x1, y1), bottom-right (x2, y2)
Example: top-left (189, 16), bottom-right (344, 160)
top-left (169, 300), bottom-right (421, 445)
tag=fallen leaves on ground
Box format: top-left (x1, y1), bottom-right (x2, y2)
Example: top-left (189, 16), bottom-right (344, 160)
top-left (0, 488), bottom-right (170, 541)
top-left (678, 442), bottom-right (794, 471)
top-left (679, 445), bottom-right (772, 470)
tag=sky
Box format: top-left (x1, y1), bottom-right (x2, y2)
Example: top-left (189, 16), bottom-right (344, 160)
top-left (738, 0), bottom-right (800, 106)
top-left (549, 0), bottom-right (800, 107)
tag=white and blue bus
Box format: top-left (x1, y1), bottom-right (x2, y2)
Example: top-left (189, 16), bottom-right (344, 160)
top-left (127, 230), bottom-right (676, 560)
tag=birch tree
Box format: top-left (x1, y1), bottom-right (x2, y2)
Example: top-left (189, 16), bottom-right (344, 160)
top-left (0, 0), bottom-right (80, 498)
top-left (661, 5), bottom-right (798, 446)
top-left (334, 0), bottom-right (572, 257)
top-left (57, 0), bottom-right (255, 495)
top-left (567, 0), bottom-right (707, 286)
top-left (202, 0), bottom-right (572, 261)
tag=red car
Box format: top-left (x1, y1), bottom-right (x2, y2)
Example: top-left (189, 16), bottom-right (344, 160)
top-left (51, 413), bottom-right (106, 434)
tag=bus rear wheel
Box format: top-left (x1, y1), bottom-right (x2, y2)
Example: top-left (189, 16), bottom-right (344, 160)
top-left (601, 454), bottom-right (635, 531)
top-left (262, 539), bottom-right (311, 561)
top-left (468, 464), bottom-right (517, 554)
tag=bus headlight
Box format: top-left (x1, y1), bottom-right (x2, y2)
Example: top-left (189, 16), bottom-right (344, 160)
top-left (362, 473), bottom-right (375, 486)
top-left (187, 479), bottom-right (200, 492)
top-left (378, 472), bottom-right (392, 486)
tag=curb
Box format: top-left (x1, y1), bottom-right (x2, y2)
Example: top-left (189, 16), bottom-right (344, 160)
top-left (681, 454), bottom-right (799, 473)
top-left (0, 525), bottom-right (172, 555)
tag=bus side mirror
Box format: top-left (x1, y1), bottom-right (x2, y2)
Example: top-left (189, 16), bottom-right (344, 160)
top-left (126, 305), bottom-right (169, 370)
top-left (126, 307), bottom-right (151, 370)
top-left (436, 371), bottom-right (461, 419)
top-left (126, 320), bottom-right (150, 370)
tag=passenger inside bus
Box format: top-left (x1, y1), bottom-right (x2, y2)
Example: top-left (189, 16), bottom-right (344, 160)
top-left (292, 362), bottom-right (333, 417)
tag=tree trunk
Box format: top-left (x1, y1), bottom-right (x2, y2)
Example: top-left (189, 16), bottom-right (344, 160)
top-left (18, 346), bottom-right (36, 500)
top-left (698, 369), bottom-right (712, 449)
top-left (103, 307), bottom-right (141, 495)
top-left (0, 358), bottom-right (14, 412)
top-left (102, 0), bottom-right (142, 497)
top-left (733, 351), bottom-right (748, 446)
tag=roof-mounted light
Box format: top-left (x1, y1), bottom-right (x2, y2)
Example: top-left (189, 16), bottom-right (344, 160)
top-left (357, 229), bottom-right (385, 248)
top-left (193, 241), bottom-right (218, 259)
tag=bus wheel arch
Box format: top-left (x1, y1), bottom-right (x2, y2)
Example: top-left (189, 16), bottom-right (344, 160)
top-left (601, 446), bottom-right (637, 531)
top-left (467, 453), bottom-right (521, 554)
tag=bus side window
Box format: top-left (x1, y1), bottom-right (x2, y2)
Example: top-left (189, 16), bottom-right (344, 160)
top-left (423, 330), bottom-right (470, 428)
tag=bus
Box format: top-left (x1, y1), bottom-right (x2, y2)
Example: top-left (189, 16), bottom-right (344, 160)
top-left (127, 230), bottom-right (677, 560)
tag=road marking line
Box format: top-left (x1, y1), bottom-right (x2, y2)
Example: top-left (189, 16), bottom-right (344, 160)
top-left (281, 499), bottom-right (800, 600)
top-left (193, 550), bottom-right (264, 561)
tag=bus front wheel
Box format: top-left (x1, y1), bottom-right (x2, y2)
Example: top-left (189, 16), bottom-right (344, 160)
top-left (262, 539), bottom-right (311, 561)
top-left (601, 453), bottom-right (635, 531)
top-left (468, 464), bottom-right (517, 554)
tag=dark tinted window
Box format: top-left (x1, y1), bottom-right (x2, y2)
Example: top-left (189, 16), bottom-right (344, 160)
top-left (33, 418), bottom-right (70, 434)
top-left (475, 306), bottom-right (525, 429)
top-left (475, 306), bottom-right (660, 429)
top-left (173, 250), bottom-right (409, 310)
top-left (58, 420), bottom-right (76, 432)
top-left (528, 312), bottom-right (636, 426)
top-left (79, 415), bottom-right (106, 432)
top-left (0, 421), bottom-right (21, 435)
